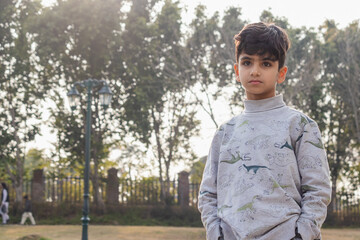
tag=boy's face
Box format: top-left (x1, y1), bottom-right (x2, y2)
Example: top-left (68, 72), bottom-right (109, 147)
top-left (234, 53), bottom-right (288, 100)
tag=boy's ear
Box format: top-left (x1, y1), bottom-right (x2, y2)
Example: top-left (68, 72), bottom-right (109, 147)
top-left (277, 66), bottom-right (288, 84)
top-left (234, 63), bottom-right (240, 82)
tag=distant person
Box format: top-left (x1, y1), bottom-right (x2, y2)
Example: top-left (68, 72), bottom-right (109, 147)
top-left (198, 22), bottom-right (331, 240)
top-left (20, 195), bottom-right (36, 225)
top-left (1, 182), bottom-right (10, 224)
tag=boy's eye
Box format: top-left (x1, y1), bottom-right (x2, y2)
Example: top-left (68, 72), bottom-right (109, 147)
top-left (241, 61), bottom-right (251, 66)
top-left (263, 62), bottom-right (272, 67)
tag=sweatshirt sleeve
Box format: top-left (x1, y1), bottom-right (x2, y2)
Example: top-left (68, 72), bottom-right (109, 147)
top-left (1, 189), bottom-right (7, 205)
top-left (198, 127), bottom-right (224, 240)
top-left (295, 117), bottom-right (332, 240)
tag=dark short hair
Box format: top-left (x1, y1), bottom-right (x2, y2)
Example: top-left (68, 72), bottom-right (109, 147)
top-left (234, 22), bottom-right (290, 69)
top-left (1, 183), bottom-right (8, 190)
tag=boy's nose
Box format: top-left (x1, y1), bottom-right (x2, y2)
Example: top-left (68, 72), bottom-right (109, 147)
top-left (250, 68), bottom-right (260, 77)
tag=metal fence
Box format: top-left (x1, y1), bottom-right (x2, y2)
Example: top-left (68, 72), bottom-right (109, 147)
top-left (118, 178), bottom-right (177, 205)
top-left (7, 177), bottom-right (360, 225)
top-left (327, 192), bottom-right (360, 226)
top-left (7, 176), bottom-right (199, 207)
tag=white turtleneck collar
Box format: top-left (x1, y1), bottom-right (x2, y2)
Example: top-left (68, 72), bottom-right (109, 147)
top-left (244, 95), bottom-right (286, 113)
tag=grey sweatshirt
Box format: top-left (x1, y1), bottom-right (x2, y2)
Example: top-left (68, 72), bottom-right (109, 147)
top-left (198, 95), bottom-right (331, 240)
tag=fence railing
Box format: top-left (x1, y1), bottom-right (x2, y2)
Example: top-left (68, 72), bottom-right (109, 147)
top-left (7, 176), bottom-right (198, 207)
top-left (6, 173), bottom-right (360, 225)
top-left (327, 192), bottom-right (360, 226)
top-left (118, 178), bottom-right (177, 205)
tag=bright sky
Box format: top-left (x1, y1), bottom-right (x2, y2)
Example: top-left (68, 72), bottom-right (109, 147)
top-left (41, 0), bottom-right (360, 29)
top-left (36, 0), bottom-right (360, 169)
top-left (180, 0), bottom-right (360, 29)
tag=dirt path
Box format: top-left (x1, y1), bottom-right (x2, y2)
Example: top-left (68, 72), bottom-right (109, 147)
top-left (1, 225), bottom-right (360, 240)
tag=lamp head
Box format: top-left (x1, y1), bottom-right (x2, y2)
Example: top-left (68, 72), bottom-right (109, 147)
top-left (98, 83), bottom-right (112, 109)
top-left (67, 85), bottom-right (80, 110)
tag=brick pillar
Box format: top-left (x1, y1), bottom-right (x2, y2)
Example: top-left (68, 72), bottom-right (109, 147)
top-left (178, 171), bottom-right (190, 207)
top-left (31, 169), bottom-right (45, 203)
top-left (106, 168), bottom-right (119, 205)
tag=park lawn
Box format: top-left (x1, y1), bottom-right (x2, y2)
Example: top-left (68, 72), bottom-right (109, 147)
top-left (1, 225), bottom-right (360, 240)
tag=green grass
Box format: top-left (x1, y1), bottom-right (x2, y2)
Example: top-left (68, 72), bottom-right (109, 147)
top-left (9, 205), bottom-right (202, 227)
top-left (2, 225), bottom-right (360, 240)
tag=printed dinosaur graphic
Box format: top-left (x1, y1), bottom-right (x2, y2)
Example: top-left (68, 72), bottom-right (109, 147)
top-left (221, 152), bottom-right (242, 164)
top-left (305, 137), bottom-right (324, 149)
top-left (299, 114), bottom-right (316, 127)
top-left (305, 115), bottom-right (315, 124)
top-left (241, 153), bottom-right (251, 161)
top-left (280, 141), bottom-right (294, 150)
top-left (237, 120), bottom-right (255, 134)
top-left (218, 174), bottom-right (234, 190)
top-left (295, 130), bottom-right (309, 143)
top-left (295, 133), bottom-right (304, 143)
top-left (262, 177), bottom-right (289, 195)
top-left (301, 185), bottom-right (319, 192)
top-left (222, 132), bottom-right (232, 145)
top-left (218, 205), bottom-right (232, 215)
top-left (199, 191), bottom-right (211, 196)
top-left (221, 152), bottom-right (251, 164)
top-left (300, 115), bottom-right (308, 127)
top-left (237, 195), bottom-right (260, 212)
top-left (265, 152), bottom-right (292, 167)
top-left (264, 120), bottom-right (290, 131)
top-left (233, 179), bottom-right (255, 196)
top-left (243, 164), bottom-right (270, 174)
top-left (298, 155), bottom-right (322, 169)
top-left (235, 195), bottom-right (264, 223)
top-left (245, 134), bottom-right (271, 150)
top-left (238, 120), bottom-right (249, 128)
top-left (270, 180), bottom-right (290, 194)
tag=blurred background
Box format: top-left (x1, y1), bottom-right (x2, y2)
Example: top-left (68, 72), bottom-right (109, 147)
top-left (0, 0), bottom-right (359, 228)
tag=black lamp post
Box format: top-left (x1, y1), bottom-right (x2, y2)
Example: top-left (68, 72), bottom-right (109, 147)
top-left (67, 79), bottom-right (112, 240)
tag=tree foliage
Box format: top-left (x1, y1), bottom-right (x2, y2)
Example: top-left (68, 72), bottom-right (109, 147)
top-left (30, 0), bottom-right (124, 210)
top-left (0, 0), bottom-right (359, 208)
top-left (0, 0), bottom-right (44, 205)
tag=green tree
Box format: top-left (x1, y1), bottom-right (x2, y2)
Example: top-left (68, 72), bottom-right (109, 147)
top-left (0, 0), bottom-right (44, 207)
top-left (260, 10), bottom-right (327, 127)
top-left (117, 0), bottom-right (200, 203)
top-left (190, 156), bottom-right (206, 184)
top-left (320, 20), bottom-right (360, 209)
top-left (193, 6), bottom-right (247, 123)
top-left (113, 143), bottom-right (150, 179)
top-left (32, 0), bottom-right (123, 211)
top-left (327, 21), bottom-right (360, 144)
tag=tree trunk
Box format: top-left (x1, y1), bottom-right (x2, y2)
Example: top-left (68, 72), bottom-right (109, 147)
top-left (9, 107), bottom-right (24, 206)
top-left (13, 180), bottom-right (23, 213)
top-left (151, 107), bottom-right (167, 204)
top-left (329, 176), bottom-right (337, 212)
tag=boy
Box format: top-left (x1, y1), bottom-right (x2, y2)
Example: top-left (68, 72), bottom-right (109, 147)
top-left (198, 22), bottom-right (331, 240)
top-left (20, 195), bottom-right (36, 225)
top-left (1, 183), bottom-right (10, 224)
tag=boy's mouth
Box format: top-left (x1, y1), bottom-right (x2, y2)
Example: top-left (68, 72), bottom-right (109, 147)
top-left (249, 80), bottom-right (262, 84)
